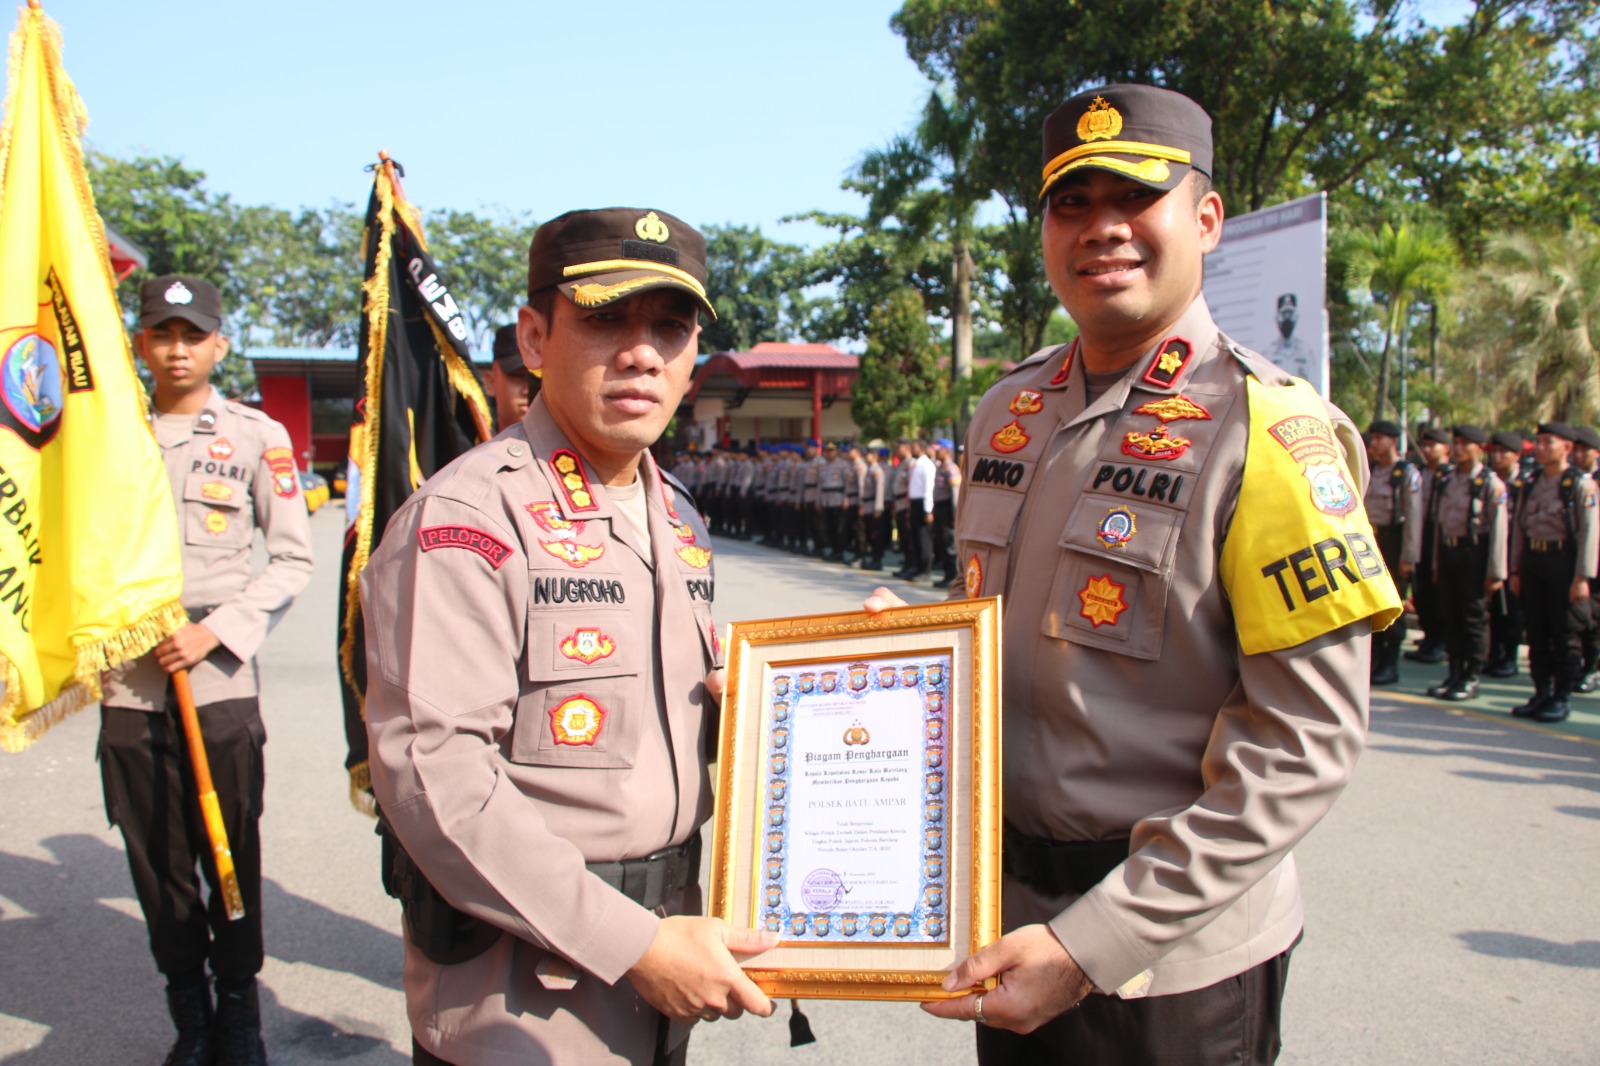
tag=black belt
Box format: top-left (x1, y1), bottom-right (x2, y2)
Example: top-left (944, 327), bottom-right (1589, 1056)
top-left (186, 605), bottom-right (217, 624)
top-left (1528, 538), bottom-right (1567, 552)
top-left (587, 836), bottom-right (701, 911)
top-left (1002, 823), bottom-right (1129, 898)
top-left (1442, 535), bottom-right (1483, 548)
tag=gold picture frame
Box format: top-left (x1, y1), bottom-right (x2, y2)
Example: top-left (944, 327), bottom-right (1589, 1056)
top-left (709, 596), bottom-right (1003, 1001)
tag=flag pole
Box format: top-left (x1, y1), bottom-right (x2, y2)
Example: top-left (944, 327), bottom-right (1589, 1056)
top-left (172, 668), bottom-right (246, 920)
top-left (376, 148), bottom-right (492, 444)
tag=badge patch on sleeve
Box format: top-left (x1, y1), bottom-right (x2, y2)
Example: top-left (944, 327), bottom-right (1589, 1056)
top-left (550, 695), bottom-right (606, 745)
top-left (264, 447), bottom-right (299, 498)
top-left (1078, 574), bottom-right (1128, 627)
top-left (559, 627), bottom-right (616, 664)
top-left (1267, 415), bottom-right (1357, 517)
top-left (418, 525), bottom-right (514, 569)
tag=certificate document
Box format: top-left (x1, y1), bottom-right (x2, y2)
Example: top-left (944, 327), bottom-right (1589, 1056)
top-left (756, 654), bottom-right (952, 945)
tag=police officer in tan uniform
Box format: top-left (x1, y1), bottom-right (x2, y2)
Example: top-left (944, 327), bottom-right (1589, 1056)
top-left (1364, 419), bottom-right (1422, 684)
top-left (1486, 430), bottom-right (1529, 677)
top-left (362, 209), bottom-right (776, 1066)
top-left (872, 85), bottom-right (1399, 1064)
top-left (100, 275), bottom-right (314, 1066)
top-left (1406, 425), bottom-right (1453, 663)
top-left (485, 323), bottom-right (539, 432)
top-left (1508, 422), bottom-right (1597, 722)
top-left (1426, 425), bottom-right (1508, 701)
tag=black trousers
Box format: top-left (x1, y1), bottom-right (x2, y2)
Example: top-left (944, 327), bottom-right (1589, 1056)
top-left (932, 498), bottom-right (956, 578)
top-left (1414, 534), bottom-right (1443, 648)
top-left (908, 500), bottom-right (933, 573)
top-left (976, 946), bottom-right (1293, 1066)
top-left (1522, 546), bottom-right (1587, 696)
top-left (1372, 525), bottom-right (1408, 665)
top-left (99, 694), bottom-right (266, 982)
top-left (1436, 541), bottom-right (1492, 669)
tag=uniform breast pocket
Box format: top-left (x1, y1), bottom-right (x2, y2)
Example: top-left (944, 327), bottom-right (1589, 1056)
top-left (1041, 493), bottom-right (1182, 661)
top-left (181, 473), bottom-right (251, 549)
top-left (512, 605), bottom-right (642, 769)
top-left (955, 487), bottom-right (1024, 600)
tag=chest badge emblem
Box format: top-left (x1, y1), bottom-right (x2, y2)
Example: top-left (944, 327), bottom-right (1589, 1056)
top-left (550, 695), bottom-right (606, 746)
top-left (1121, 425), bottom-right (1191, 461)
top-left (526, 501), bottom-right (584, 539)
top-left (990, 421), bottom-right (1030, 454)
top-left (965, 554), bottom-right (983, 598)
top-left (1133, 395), bottom-right (1212, 423)
top-left (203, 510), bottom-right (229, 535)
top-left (208, 438), bottom-right (234, 460)
top-left (201, 480), bottom-right (233, 502)
top-left (1078, 574), bottom-right (1129, 628)
top-left (677, 544), bottom-right (712, 569)
top-left (1096, 507), bottom-right (1138, 548)
top-left (1009, 389), bottom-right (1044, 416)
top-left (540, 539), bottom-right (606, 568)
top-left (559, 627), bottom-right (616, 665)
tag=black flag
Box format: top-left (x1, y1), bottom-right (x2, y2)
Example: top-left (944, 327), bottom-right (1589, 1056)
top-left (339, 155), bottom-right (491, 812)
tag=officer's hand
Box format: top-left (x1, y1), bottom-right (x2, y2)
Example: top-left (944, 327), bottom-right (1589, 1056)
top-left (863, 587), bottom-right (909, 615)
top-left (627, 916), bottom-right (779, 1023)
top-left (705, 668), bottom-right (727, 705)
top-left (920, 924), bottom-right (1094, 1033)
top-left (925, 513), bottom-right (935, 524)
top-left (1510, 575), bottom-right (1522, 597)
top-left (1572, 577), bottom-right (1590, 604)
top-left (1398, 561), bottom-right (1414, 581)
top-left (153, 623), bottom-right (221, 673)
top-left (1485, 577), bottom-right (1504, 596)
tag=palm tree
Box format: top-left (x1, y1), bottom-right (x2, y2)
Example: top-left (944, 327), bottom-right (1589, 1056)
top-left (1342, 219), bottom-right (1458, 424)
top-left (1488, 219), bottom-right (1600, 422)
top-left (854, 88), bottom-right (988, 391)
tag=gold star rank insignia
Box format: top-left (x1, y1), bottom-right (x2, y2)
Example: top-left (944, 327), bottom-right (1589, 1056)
top-left (1078, 574), bottom-right (1129, 628)
top-left (1140, 336), bottom-right (1194, 388)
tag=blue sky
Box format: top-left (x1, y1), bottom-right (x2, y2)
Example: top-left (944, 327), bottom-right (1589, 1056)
top-left (38, 0), bottom-right (936, 246)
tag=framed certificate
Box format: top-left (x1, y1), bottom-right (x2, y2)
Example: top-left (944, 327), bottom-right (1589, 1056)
top-left (708, 597), bottom-right (1003, 1001)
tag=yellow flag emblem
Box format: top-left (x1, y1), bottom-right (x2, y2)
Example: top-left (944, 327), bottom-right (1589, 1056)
top-left (0, 6), bottom-right (186, 750)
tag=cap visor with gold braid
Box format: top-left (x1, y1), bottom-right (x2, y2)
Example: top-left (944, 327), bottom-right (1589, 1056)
top-left (1039, 84), bottom-right (1213, 199)
top-left (528, 207), bottom-right (716, 320)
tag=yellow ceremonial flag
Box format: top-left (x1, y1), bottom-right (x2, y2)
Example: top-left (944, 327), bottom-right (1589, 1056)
top-left (0, 4), bottom-right (185, 751)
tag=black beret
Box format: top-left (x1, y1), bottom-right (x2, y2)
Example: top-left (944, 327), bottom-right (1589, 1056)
top-left (1492, 429), bottom-right (1529, 450)
top-left (491, 323), bottom-right (523, 371)
top-left (1535, 422), bottom-right (1575, 443)
top-left (1368, 419), bottom-right (1402, 439)
top-left (1452, 424), bottom-right (1488, 445)
top-left (1574, 426), bottom-right (1600, 450)
top-left (1420, 425), bottom-right (1451, 445)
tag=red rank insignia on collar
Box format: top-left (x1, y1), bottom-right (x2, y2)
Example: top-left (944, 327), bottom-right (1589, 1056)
top-left (550, 450), bottom-right (598, 512)
top-left (1140, 337), bottom-right (1193, 389)
top-left (1048, 339), bottom-right (1078, 386)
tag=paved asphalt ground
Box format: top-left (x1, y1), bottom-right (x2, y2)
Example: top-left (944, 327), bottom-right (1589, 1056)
top-left (3, 505), bottom-right (1597, 1063)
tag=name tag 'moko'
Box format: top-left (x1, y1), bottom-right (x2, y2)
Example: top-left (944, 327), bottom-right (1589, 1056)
top-left (1260, 533), bottom-right (1385, 611)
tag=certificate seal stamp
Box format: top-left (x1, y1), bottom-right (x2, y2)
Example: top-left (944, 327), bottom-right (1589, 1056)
top-left (801, 868), bottom-right (843, 910)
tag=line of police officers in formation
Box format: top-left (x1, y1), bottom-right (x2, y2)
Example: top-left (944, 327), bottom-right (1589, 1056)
top-left (668, 437), bottom-right (965, 586)
top-left (1365, 418), bottom-right (1600, 723)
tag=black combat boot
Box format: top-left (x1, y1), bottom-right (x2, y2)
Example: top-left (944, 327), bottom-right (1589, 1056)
top-left (1405, 639), bottom-right (1445, 664)
top-left (1427, 661), bottom-right (1463, 698)
top-left (1442, 666), bottom-right (1481, 701)
top-left (1511, 673), bottom-right (1551, 718)
top-left (1371, 638), bottom-right (1400, 686)
top-left (214, 978), bottom-right (266, 1066)
top-left (162, 975), bottom-right (214, 1066)
top-left (1533, 695), bottom-right (1572, 722)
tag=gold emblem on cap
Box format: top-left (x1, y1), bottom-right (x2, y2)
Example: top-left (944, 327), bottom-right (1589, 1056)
top-left (1076, 95), bottom-right (1123, 142)
top-left (635, 211), bottom-right (670, 243)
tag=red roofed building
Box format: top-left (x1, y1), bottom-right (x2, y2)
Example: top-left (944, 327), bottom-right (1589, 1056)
top-left (684, 341), bottom-right (860, 448)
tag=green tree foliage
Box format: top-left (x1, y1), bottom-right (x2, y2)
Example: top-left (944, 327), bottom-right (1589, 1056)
top-left (852, 288), bottom-right (948, 439)
top-left (785, 209), bottom-right (952, 346)
top-left (423, 207), bottom-right (536, 350)
top-left (1340, 217), bottom-right (1458, 423)
top-left (698, 224), bottom-right (806, 353)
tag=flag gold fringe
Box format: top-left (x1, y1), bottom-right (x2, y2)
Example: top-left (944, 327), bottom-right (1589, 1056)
top-left (347, 761), bottom-right (377, 817)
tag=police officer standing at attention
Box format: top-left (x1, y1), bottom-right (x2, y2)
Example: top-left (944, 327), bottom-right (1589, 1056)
top-left (100, 276), bottom-right (314, 1066)
top-left (1365, 419), bottom-right (1421, 685)
top-left (1509, 423), bottom-right (1597, 722)
top-left (485, 323), bottom-right (539, 432)
top-left (1406, 425), bottom-right (1454, 664)
top-left (1486, 430), bottom-right (1530, 678)
top-left (1426, 425), bottom-right (1508, 701)
top-left (1569, 425), bottom-right (1600, 691)
top-left (872, 85), bottom-right (1399, 1063)
top-left (362, 209), bottom-right (777, 1066)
